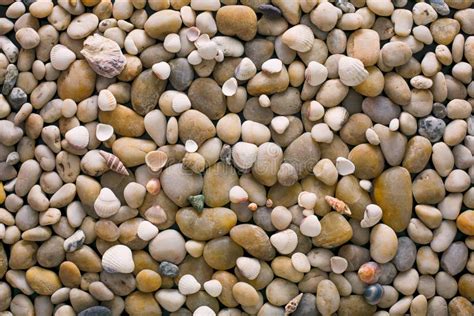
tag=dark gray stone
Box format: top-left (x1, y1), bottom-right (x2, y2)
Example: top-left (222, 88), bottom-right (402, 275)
top-left (441, 241), bottom-right (468, 276)
top-left (418, 116), bottom-right (446, 142)
top-left (432, 102), bottom-right (447, 119)
top-left (8, 88), bottom-right (27, 110)
top-left (160, 261), bottom-right (179, 277)
top-left (2, 64), bottom-right (18, 95)
top-left (378, 262), bottom-right (398, 285)
top-left (293, 293), bottom-right (319, 316)
top-left (258, 4), bottom-right (282, 19)
top-left (78, 306), bottom-right (112, 316)
top-left (169, 58), bottom-right (194, 91)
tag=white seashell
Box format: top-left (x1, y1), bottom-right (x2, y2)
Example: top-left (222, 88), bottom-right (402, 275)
top-left (164, 33), bottom-right (181, 53)
top-left (359, 180), bottom-right (373, 192)
top-left (389, 118), bottom-right (399, 131)
top-left (222, 77), bottom-right (238, 96)
top-left (330, 256), bottom-right (348, 274)
top-left (203, 280), bottom-right (222, 297)
top-left (215, 49), bottom-right (224, 62)
top-left (360, 204), bottom-right (383, 228)
top-left (271, 116), bottom-right (290, 134)
top-left (335, 157), bottom-right (355, 176)
top-left (152, 62), bottom-right (171, 80)
top-left (186, 26), bottom-right (201, 42)
top-left (236, 257), bottom-right (261, 280)
top-left (194, 306), bottom-right (216, 316)
top-left (270, 229), bottom-right (298, 254)
top-left (98, 89), bottom-right (117, 112)
top-left (102, 245), bottom-right (135, 274)
top-left (231, 142), bottom-right (258, 172)
top-left (305, 61), bottom-right (328, 86)
top-left (307, 100), bottom-right (325, 121)
top-left (258, 94), bottom-right (271, 108)
top-left (235, 57), bottom-right (256, 81)
top-left (311, 123), bottom-right (334, 143)
top-left (212, 36), bottom-right (244, 57)
top-left (281, 24), bottom-right (314, 53)
top-left (261, 59), bottom-right (283, 74)
top-left (229, 186), bottom-right (248, 204)
top-left (172, 94), bottom-right (192, 114)
top-left (291, 252), bottom-right (311, 273)
top-left (178, 274), bottom-right (201, 295)
top-left (302, 209), bottom-right (314, 217)
top-left (65, 126), bottom-right (89, 150)
top-left (50, 44), bottom-right (76, 71)
top-left (96, 123), bottom-right (114, 142)
top-left (94, 188), bottom-right (121, 218)
top-left (299, 215), bottom-right (321, 237)
top-left (137, 220), bottom-right (159, 241)
top-left (185, 139), bottom-right (199, 153)
top-left (145, 150), bottom-right (168, 172)
top-left (187, 50), bottom-right (202, 65)
top-left (324, 106), bottom-right (349, 131)
top-left (195, 34), bottom-right (218, 60)
top-left (298, 191), bottom-right (317, 210)
top-left (185, 240), bottom-right (205, 258)
top-left (365, 127), bottom-right (380, 145)
top-left (338, 56), bottom-right (369, 86)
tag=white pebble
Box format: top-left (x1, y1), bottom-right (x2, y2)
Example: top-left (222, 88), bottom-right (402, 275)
top-left (137, 221), bottom-right (159, 241)
top-left (262, 58), bottom-right (283, 74)
top-left (203, 280), bottom-right (222, 297)
top-left (271, 116), bottom-right (290, 134)
top-left (300, 215), bottom-right (321, 237)
top-left (152, 62), bottom-right (171, 80)
top-left (178, 274), bottom-right (201, 295)
top-left (330, 256), bottom-right (348, 274)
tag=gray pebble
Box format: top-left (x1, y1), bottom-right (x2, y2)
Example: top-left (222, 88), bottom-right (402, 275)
top-left (338, 245), bottom-right (370, 272)
top-left (253, 207), bottom-right (276, 232)
top-left (430, 0), bottom-right (450, 16)
top-left (335, 0), bottom-right (355, 13)
top-left (418, 116), bottom-right (446, 142)
top-left (393, 237), bottom-right (416, 272)
top-left (78, 306), bottom-right (112, 316)
top-left (159, 261), bottom-right (179, 277)
top-left (428, 296), bottom-right (448, 316)
top-left (378, 262), bottom-right (398, 285)
top-left (258, 4), bottom-right (281, 19)
top-left (440, 241), bottom-right (468, 276)
top-left (169, 58), bottom-right (194, 91)
top-left (432, 103), bottom-right (447, 119)
top-left (220, 144), bottom-right (232, 166)
top-left (293, 293), bottom-right (319, 316)
top-left (2, 64), bottom-right (18, 95)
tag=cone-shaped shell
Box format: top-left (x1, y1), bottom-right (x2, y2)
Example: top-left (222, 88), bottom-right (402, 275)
top-left (96, 123), bottom-right (114, 142)
top-left (270, 229), bottom-right (298, 254)
top-left (236, 257), bottom-right (261, 280)
top-left (99, 150), bottom-right (129, 176)
top-left (102, 244), bottom-right (135, 273)
top-left (145, 150), bottom-right (168, 172)
top-left (94, 187), bottom-right (121, 218)
top-left (338, 56), bottom-right (369, 86)
top-left (285, 293), bottom-right (303, 315)
top-left (50, 44), bottom-right (76, 71)
top-left (98, 89), bottom-right (117, 112)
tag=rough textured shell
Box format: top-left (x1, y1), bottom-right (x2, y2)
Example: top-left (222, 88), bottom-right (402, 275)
top-left (270, 229), bottom-right (298, 254)
top-left (80, 34), bottom-right (127, 78)
top-left (99, 150), bottom-right (129, 176)
top-left (338, 56), bottom-right (369, 86)
top-left (94, 187), bottom-right (121, 218)
top-left (325, 195), bottom-right (352, 215)
top-left (50, 44), bottom-right (76, 71)
top-left (98, 89), bottom-right (117, 111)
top-left (145, 150), bottom-right (168, 172)
top-left (96, 123), bottom-right (114, 142)
top-left (102, 245), bottom-right (135, 273)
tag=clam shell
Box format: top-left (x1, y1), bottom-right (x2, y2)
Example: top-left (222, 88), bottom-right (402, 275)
top-left (271, 116), bottom-right (290, 134)
top-left (144, 205), bottom-right (167, 225)
top-left (137, 220), bottom-right (159, 241)
top-left (299, 215), bottom-right (321, 237)
top-left (203, 280), bottom-right (222, 297)
top-left (172, 94), bottom-right (192, 114)
top-left (102, 245), bottom-right (135, 273)
top-left (185, 240), bottom-right (205, 258)
top-left (235, 57), bottom-right (256, 81)
top-left (152, 62), bottom-right (171, 80)
top-left (186, 26), bottom-right (201, 42)
top-left (65, 126), bottom-right (89, 150)
top-left (187, 50), bottom-right (203, 65)
top-left (270, 229), bottom-right (298, 254)
top-left (305, 61), bottom-right (328, 86)
top-left (222, 77), bottom-right (238, 96)
top-left (324, 106), bottom-right (349, 131)
top-left (163, 33), bottom-right (181, 53)
top-left (145, 150), bottom-right (168, 172)
top-left (94, 188), bottom-right (121, 218)
top-left (185, 139), bottom-right (198, 153)
top-left (335, 157), bottom-right (355, 176)
top-left (50, 44), bottom-right (76, 71)
top-left (146, 178), bottom-right (161, 195)
top-left (236, 257), bottom-right (261, 280)
top-left (338, 56), bottom-right (369, 86)
top-left (229, 185), bottom-right (248, 204)
top-left (307, 100), bottom-right (325, 121)
top-left (360, 204), bottom-right (383, 228)
top-left (281, 24), bottom-right (314, 53)
top-left (96, 123), bottom-right (114, 142)
top-left (262, 59), bottom-right (283, 74)
top-left (98, 89), bottom-right (117, 112)
top-left (298, 191), bottom-right (317, 209)
top-left (178, 274), bottom-right (201, 295)
top-left (330, 256), bottom-right (348, 274)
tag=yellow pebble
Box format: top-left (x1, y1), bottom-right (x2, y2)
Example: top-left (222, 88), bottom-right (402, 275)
top-left (0, 182), bottom-right (5, 204)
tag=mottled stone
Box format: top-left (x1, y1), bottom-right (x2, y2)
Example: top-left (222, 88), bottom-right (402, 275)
top-left (312, 212), bottom-right (353, 248)
top-left (230, 224), bottom-right (275, 261)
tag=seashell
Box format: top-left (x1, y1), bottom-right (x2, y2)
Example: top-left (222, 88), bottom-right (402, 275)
top-left (65, 126), bottom-right (89, 150)
top-left (194, 306), bottom-right (215, 316)
top-left (298, 191), bottom-right (317, 209)
top-left (186, 26), bottom-right (201, 42)
top-left (50, 44), bottom-right (76, 71)
top-left (325, 196), bottom-right (352, 216)
top-left (281, 24), bottom-right (314, 53)
top-left (96, 123), bottom-right (114, 142)
top-left (364, 284), bottom-right (384, 305)
top-left (145, 151), bottom-right (168, 172)
top-left (262, 59), bottom-right (283, 74)
top-left (203, 280), bottom-right (222, 298)
top-left (195, 34), bottom-right (218, 60)
top-left (137, 220), bottom-right (159, 241)
top-left (229, 186), bottom-right (248, 204)
top-left (338, 56), bottom-right (369, 87)
top-left (146, 178), bottom-right (161, 195)
top-left (99, 150), bottom-right (129, 176)
top-left (360, 204), bottom-right (383, 228)
top-left (335, 157), bottom-right (355, 176)
top-left (152, 62), bottom-right (171, 80)
top-left (291, 253), bottom-right (311, 273)
top-left (299, 215), bottom-right (321, 237)
top-left (215, 49), bottom-right (224, 62)
top-left (235, 57), bottom-right (257, 81)
top-left (330, 256), bottom-right (348, 274)
top-left (187, 50), bottom-right (203, 65)
top-left (258, 94), bottom-right (271, 108)
top-left (271, 116), bottom-right (290, 134)
top-left (248, 202), bottom-right (258, 211)
top-left (389, 118), bottom-right (399, 131)
top-left (359, 180), bottom-right (373, 192)
top-left (185, 240), bottom-right (205, 258)
top-left (188, 194), bottom-right (205, 212)
top-left (302, 209), bottom-right (314, 217)
top-left (185, 140), bottom-right (199, 153)
top-left (358, 261), bottom-right (382, 284)
top-left (144, 205), bottom-right (168, 225)
top-left (305, 61), bottom-right (328, 86)
top-left (222, 77), bottom-right (238, 96)
top-left (270, 229), bottom-right (298, 255)
top-left (102, 245), bottom-right (135, 274)
top-left (164, 33), bottom-right (181, 53)
top-left (178, 274), bottom-right (201, 295)
top-left (94, 188), bottom-right (121, 218)
top-left (324, 106), bottom-right (349, 131)
top-left (98, 89), bottom-right (117, 112)
top-left (172, 94), bottom-right (192, 114)
top-left (285, 293), bottom-right (303, 316)
top-left (236, 257), bottom-right (261, 280)
top-left (81, 34), bottom-right (126, 78)
top-left (307, 100), bottom-right (325, 121)
top-left (365, 128), bottom-right (380, 145)
top-left (124, 182), bottom-right (146, 209)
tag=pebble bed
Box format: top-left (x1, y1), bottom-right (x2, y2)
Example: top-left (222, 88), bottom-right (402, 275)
top-left (0, 0), bottom-right (474, 315)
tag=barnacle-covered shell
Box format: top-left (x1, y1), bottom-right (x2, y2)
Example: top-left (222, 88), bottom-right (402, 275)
top-left (102, 244), bottom-right (135, 273)
top-left (80, 34), bottom-right (127, 78)
top-left (50, 44), bottom-right (76, 71)
top-left (338, 56), bottom-right (369, 86)
top-left (94, 187), bottom-right (121, 218)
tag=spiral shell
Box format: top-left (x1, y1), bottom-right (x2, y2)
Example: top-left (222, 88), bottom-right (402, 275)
top-left (50, 44), bottom-right (76, 71)
top-left (325, 195), bottom-right (352, 216)
top-left (98, 89), bottom-right (117, 112)
top-left (99, 150), bottom-right (129, 176)
top-left (145, 150), bottom-right (168, 172)
top-left (358, 261), bottom-right (382, 284)
top-left (338, 56), bottom-right (369, 87)
top-left (364, 284), bottom-right (384, 305)
top-left (94, 188), bottom-right (121, 218)
top-left (285, 293), bottom-right (303, 315)
top-left (102, 245), bottom-right (135, 274)
top-left (236, 257), bottom-right (261, 280)
top-left (270, 229), bottom-right (298, 254)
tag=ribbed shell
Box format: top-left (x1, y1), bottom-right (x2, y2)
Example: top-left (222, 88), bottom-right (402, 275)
top-left (50, 44), bottom-right (76, 71)
top-left (94, 187), bottom-right (121, 218)
top-left (338, 56), bottom-right (369, 86)
top-left (102, 245), bottom-right (135, 274)
top-left (98, 89), bottom-right (117, 112)
top-left (145, 150), bottom-right (168, 172)
top-left (99, 150), bottom-right (129, 176)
